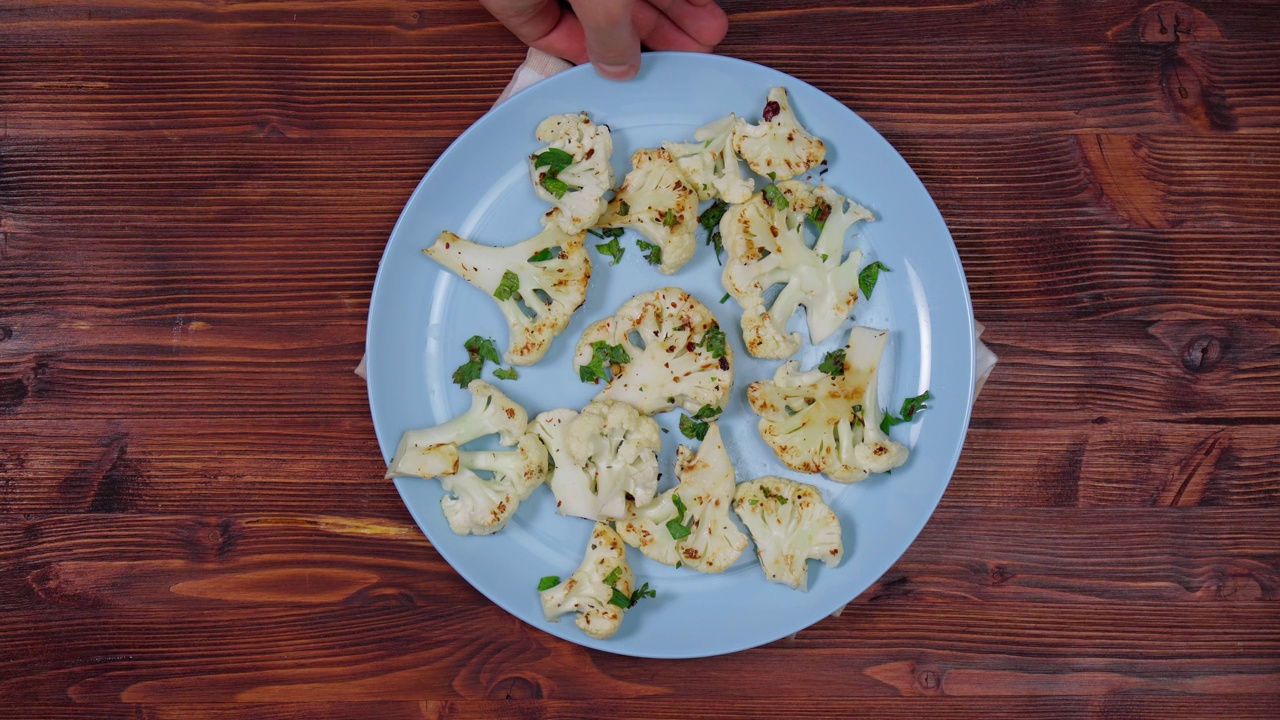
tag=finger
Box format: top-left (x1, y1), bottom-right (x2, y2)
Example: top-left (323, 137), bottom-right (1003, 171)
top-left (567, 0), bottom-right (642, 80)
top-left (642, 0), bottom-right (728, 48)
top-left (631, 2), bottom-right (714, 53)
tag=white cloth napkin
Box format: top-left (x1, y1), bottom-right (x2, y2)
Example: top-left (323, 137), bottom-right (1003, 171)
top-left (358, 49), bottom-right (997, 396)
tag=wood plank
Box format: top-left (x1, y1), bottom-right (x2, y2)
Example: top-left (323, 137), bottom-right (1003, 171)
top-left (11, 696), bottom-right (1280, 720)
top-left (3, 509), bottom-right (1276, 607)
top-left (3, 40), bottom-right (1279, 138)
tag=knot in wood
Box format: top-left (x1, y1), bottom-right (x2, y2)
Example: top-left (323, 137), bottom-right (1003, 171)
top-left (917, 669), bottom-right (941, 691)
top-left (1180, 335), bottom-right (1223, 372)
top-left (0, 325), bottom-right (12, 342)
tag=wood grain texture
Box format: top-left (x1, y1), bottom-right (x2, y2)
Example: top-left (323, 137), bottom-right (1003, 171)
top-left (2, 0), bottom-right (1279, 717)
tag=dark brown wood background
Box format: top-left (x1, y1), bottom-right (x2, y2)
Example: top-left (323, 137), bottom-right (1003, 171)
top-left (3, 0), bottom-right (1278, 717)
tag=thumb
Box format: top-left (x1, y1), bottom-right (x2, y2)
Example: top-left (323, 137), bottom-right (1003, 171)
top-left (567, 0), bottom-right (641, 80)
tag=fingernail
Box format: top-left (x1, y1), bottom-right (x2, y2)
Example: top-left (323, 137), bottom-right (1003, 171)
top-left (594, 61), bottom-right (639, 81)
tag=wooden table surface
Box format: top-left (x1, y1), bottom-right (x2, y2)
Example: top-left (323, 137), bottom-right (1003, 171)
top-left (3, 1), bottom-right (1279, 717)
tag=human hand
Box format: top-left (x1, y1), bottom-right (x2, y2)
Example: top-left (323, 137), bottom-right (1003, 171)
top-left (479, 0), bottom-right (728, 81)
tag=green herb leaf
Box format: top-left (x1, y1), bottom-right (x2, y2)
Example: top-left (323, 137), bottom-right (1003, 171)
top-left (678, 413), bottom-right (709, 441)
top-left (900, 390), bottom-right (932, 421)
top-left (758, 247), bottom-right (772, 259)
top-left (662, 209), bottom-right (677, 227)
top-left (880, 409), bottom-right (904, 435)
top-left (608, 587), bottom-right (632, 608)
top-left (533, 148), bottom-right (574, 173)
top-left (528, 248), bottom-right (555, 262)
top-left (760, 485), bottom-right (789, 505)
top-left (767, 171), bottom-right (777, 180)
top-left (603, 566), bottom-right (622, 587)
top-left (667, 493), bottom-right (689, 543)
top-left (579, 341), bottom-right (630, 384)
top-left (537, 575), bottom-right (560, 591)
top-left (540, 174), bottom-right (571, 198)
top-left (465, 335), bottom-right (501, 365)
top-left (454, 336), bottom-right (501, 387)
top-left (693, 404), bottom-right (721, 420)
top-left (452, 360), bottom-right (482, 388)
top-left (818, 349), bottom-right (846, 378)
top-left (636, 239), bottom-right (662, 266)
top-left (629, 582), bottom-right (656, 607)
top-left (594, 237), bottom-right (625, 265)
top-left (492, 367), bottom-right (518, 381)
top-left (762, 183), bottom-right (788, 210)
top-left (493, 270), bottom-right (520, 301)
top-left (720, 293), bottom-right (730, 304)
top-left (700, 323), bottom-right (727, 359)
top-left (859, 261), bottom-right (891, 299)
top-left (618, 200), bottom-right (630, 216)
top-left (748, 498), bottom-right (759, 505)
top-left (808, 199), bottom-right (832, 230)
top-left (699, 199), bottom-right (729, 231)
top-left (820, 253), bottom-right (829, 262)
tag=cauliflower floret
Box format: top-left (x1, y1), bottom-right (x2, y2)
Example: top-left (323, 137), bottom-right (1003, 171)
top-left (385, 381), bottom-right (548, 535)
top-left (662, 114), bottom-right (754, 204)
top-left (732, 476), bottom-right (843, 590)
top-left (540, 522), bottom-right (636, 640)
top-left (530, 112), bottom-right (614, 234)
top-left (746, 325), bottom-right (908, 482)
top-left (721, 180), bottom-right (874, 359)
top-left (574, 287), bottom-right (733, 416)
top-left (617, 423), bottom-right (748, 573)
top-left (424, 225), bottom-right (591, 366)
top-left (731, 86), bottom-right (827, 180)
top-left (598, 147), bottom-right (698, 274)
top-left (532, 400), bottom-right (661, 521)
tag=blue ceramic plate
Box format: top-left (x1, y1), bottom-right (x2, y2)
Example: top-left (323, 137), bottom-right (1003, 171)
top-left (367, 52), bottom-right (975, 658)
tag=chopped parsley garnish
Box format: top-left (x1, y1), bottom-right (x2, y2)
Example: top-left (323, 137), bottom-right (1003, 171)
top-left (537, 575), bottom-right (560, 591)
top-left (820, 253), bottom-right (829, 262)
top-left (859, 261), bottom-right (891, 299)
top-left (636, 239), bottom-right (663, 266)
top-left (760, 485), bottom-right (789, 505)
top-left (808, 199), bottom-right (832, 230)
top-left (699, 199), bottom-right (729, 262)
top-left (579, 340), bottom-right (631, 383)
top-left (532, 148), bottom-right (574, 173)
top-left (627, 582), bottom-right (656, 608)
top-left (662, 209), bottom-right (677, 227)
top-left (758, 247), bottom-right (772, 259)
top-left (540, 175), bottom-right (571, 198)
top-left (528, 248), bottom-right (555, 262)
top-left (452, 335), bottom-right (501, 387)
top-left (618, 200), bottom-right (630, 216)
top-left (720, 293), bottom-right (730, 304)
top-left (700, 323), bottom-right (727, 359)
top-left (818, 349), bottom-right (846, 378)
top-left (762, 183), bottom-right (788, 209)
top-left (608, 587), bottom-right (632, 608)
top-left (588, 227), bottom-right (624, 239)
top-left (880, 390), bottom-right (932, 433)
top-left (492, 367), bottom-right (519, 381)
top-left (534, 149), bottom-right (577, 198)
top-left (594, 237), bottom-right (625, 264)
top-left (603, 567), bottom-right (623, 586)
top-left (694, 404), bottom-right (721, 420)
top-left (666, 493), bottom-right (692, 539)
top-left (678, 413), bottom-right (709, 441)
top-left (767, 171), bottom-right (777, 180)
top-left (493, 270), bottom-right (520, 301)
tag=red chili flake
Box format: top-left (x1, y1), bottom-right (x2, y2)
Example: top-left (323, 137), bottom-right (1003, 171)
top-left (762, 100), bottom-right (781, 122)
